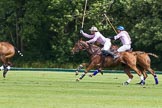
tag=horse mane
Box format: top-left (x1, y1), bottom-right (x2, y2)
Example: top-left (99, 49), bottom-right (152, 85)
top-left (79, 40), bottom-right (101, 55)
top-left (80, 40), bottom-right (100, 49)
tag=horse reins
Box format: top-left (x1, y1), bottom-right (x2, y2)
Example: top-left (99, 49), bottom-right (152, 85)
top-left (79, 41), bottom-right (100, 55)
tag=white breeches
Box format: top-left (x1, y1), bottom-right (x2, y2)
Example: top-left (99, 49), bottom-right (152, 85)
top-left (117, 44), bottom-right (131, 52)
top-left (102, 39), bottom-right (111, 51)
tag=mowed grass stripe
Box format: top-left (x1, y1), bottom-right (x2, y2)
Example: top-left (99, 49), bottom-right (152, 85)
top-left (0, 71), bottom-right (162, 108)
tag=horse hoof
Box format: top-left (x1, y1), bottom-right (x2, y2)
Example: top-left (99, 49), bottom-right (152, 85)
top-left (75, 71), bottom-right (79, 76)
top-left (89, 74), bottom-right (93, 77)
top-left (3, 73), bottom-right (6, 78)
top-left (140, 80), bottom-right (145, 85)
top-left (76, 79), bottom-right (80, 82)
top-left (123, 82), bottom-right (129, 85)
top-left (155, 82), bottom-right (158, 85)
top-left (141, 83), bottom-right (145, 85)
top-left (141, 82), bottom-right (145, 85)
top-left (136, 81), bottom-right (142, 85)
top-left (3, 70), bottom-right (7, 78)
top-left (100, 72), bottom-right (103, 75)
top-left (3, 74), bottom-right (5, 78)
top-left (154, 76), bottom-right (158, 85)
top-left (136, 80), bottom-right (145, 85)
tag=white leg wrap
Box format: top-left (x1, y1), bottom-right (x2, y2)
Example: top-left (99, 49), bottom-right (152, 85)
top-left (79, 64), bottom-right (83, 68)
top-left (127, 78), bottom-right (132, 83)
top-left (0, 65), bottom-right (4, 70)
top-left (7, 66), bottom-right (11, 70)
top-left (140, 75), bottom-right (144, 81)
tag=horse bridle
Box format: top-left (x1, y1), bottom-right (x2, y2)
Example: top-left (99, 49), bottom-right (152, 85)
top-left (73, 41), bottom-right (101, 55)
top-left (79, 41), bottom-right (99, 54)
top-left (78, 41), bottom-right (88, 50)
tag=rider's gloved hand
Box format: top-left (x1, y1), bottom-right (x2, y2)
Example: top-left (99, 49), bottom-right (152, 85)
top-left (80, 29), bottom-right (84, 34)
top-left (109, 36), bottom-right (114, 40)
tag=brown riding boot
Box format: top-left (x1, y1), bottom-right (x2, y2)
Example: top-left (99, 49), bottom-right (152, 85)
top-left (107, 50), bottom-right (119, 60)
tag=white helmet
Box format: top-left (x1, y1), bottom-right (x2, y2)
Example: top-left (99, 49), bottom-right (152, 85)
top-left (89, 26), bottom-right (98, 32)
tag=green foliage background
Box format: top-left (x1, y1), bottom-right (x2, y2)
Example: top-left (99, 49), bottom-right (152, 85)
top-left (0, 0), bottom-right (162, 70)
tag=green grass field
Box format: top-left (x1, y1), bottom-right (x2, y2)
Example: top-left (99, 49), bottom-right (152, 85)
top-left (0, 71), bottom-right (162, 108)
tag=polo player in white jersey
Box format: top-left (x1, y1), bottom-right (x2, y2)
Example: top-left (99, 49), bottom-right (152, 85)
top-left (80, 26), bottom-right (114, 75)
top-left (109, 26), bottom-right (132, 58)
top-left (80, 26), bottom-right (112, 56)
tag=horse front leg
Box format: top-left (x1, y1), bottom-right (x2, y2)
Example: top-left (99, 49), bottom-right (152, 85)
top-left (123, 65), bottom-right (133, 85)
top-left (76, 63), bottom-right (95, 81)
top-left (75, 63), bottom-right (88, 76)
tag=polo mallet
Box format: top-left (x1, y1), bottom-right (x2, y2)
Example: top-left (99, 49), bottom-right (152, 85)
top-left (104, 14), bottom-right (118, 34)
top-left (81, 0), bottom-right (88, 29)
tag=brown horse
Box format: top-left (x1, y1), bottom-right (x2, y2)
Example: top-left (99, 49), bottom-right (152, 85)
top-left (0, 42), bottom-right (21, 78)
top-left (72, 40), bottom-right (145, 85)
top-left (110, 45), bottom-right (158, 84)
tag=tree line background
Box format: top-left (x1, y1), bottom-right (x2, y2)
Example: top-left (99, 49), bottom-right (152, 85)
top-left (0, 0), bottom-right (162, 70)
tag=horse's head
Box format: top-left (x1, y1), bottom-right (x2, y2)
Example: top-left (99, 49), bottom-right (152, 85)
top-left (71, 39), bottom-right (89, 54)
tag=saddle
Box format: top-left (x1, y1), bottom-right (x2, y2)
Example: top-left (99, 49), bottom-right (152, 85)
top-left (126, 48), bottom-right (133, 52)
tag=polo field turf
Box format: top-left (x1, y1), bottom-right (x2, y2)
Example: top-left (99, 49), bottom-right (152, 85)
top-left (0, 71), bottom-right (162, 108)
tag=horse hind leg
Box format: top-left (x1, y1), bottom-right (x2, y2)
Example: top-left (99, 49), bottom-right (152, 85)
top-left (147, 67), bottom-right (158, 84)
top-left (2, 63), bottom-right (9, 78)
top-left (137, 67), bottom-right (147, 85)
top-left (89, 56), bottom-right (104, 77)
top-left (7, 60), bottom-right (13, 66)
top-left (141, 58), bottom-right (158, 84)
top-left (141, 62), bottom-right (158, 84)
top-left (2, 64), bottom-right (8, 78)
top-left (89, 68), bottom-right (102, 77)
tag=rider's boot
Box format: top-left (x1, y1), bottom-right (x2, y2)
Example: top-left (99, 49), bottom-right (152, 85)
top-left (107, 50), bottom-right (119, 59)
top-left (100, 50), bottom-right (109, 67)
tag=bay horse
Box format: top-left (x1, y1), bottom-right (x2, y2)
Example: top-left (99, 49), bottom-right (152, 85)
top-left (72, 40), bottom-right (145, 85)
top-left (0, 42), bottom-right (22, 78)
top-left (110, 45), bottom-right (158, 84)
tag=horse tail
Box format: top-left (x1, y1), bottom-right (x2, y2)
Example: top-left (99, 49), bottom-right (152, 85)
top-left (147, 53), bottom-right (158, 58)
top-left (133, 51), bottom-right (158, 58)
top-left (14, 47), bottom-right (23, 57)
